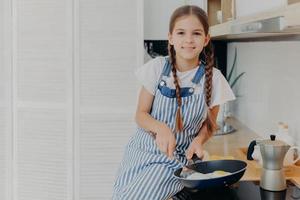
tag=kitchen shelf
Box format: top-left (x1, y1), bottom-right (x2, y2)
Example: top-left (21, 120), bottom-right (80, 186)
top-left (210, 2), bottom-right (300, 40)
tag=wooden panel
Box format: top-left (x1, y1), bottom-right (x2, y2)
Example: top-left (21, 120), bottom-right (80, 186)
top-left (221, 0), bottom-right (235, 22)
top-left (208, 0), bottom-right (221, 26)
top-left (287, 0), bottom-right (300, 5)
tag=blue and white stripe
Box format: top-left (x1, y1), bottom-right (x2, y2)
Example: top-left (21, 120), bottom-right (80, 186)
top-left (112, 58), bottom-right (207, 200)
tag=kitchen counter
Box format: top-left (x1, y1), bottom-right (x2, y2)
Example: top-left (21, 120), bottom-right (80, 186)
top-left (204, 117), bottom-right (260, 156)
top-left (204, 117), bottom-right (300, 188)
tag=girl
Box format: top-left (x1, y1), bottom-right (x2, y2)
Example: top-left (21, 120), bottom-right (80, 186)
top-left (112, 5), bottom-right (235, 200)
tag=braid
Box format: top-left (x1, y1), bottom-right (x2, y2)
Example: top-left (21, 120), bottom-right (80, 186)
top-left (169, 46), bottom-right (182, 107)
top-left (168, 44), bottom-right (183, 132)
top-left (202, 41), bottom-right (217, 134)
top-left (204, 41), bottom-right (214, 107)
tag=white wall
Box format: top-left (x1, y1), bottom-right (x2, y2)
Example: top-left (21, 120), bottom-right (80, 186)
top-left (144, 0), bottom-right (207, 40)
top-left (228, 39), bottom-right (300, 146)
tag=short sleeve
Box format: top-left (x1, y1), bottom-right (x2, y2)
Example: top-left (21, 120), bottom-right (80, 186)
top-left (210, 68), bottom-right (236, 108)
top-left (134, 57), bottom-right (164, 95)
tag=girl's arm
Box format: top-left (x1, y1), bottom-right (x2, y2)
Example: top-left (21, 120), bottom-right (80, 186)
top-left (185, 105), bottom-right (219, 159)
top-left (135, 86), bottom-right (163, 134)
top-left (135, 86), bottom-right (176, 158)
top-left (195, 105), bottom-right (219, 145)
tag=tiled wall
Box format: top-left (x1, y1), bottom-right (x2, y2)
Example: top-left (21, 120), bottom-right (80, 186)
top-left (228, 39), bottom-right (300, 146)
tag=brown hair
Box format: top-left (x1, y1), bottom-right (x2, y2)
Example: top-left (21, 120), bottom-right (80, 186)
top-left (168, 5), bottom-right (216, 133)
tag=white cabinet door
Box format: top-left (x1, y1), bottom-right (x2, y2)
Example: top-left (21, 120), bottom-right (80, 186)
top-left (14, 0), bottom-right (73, 199)
top-left (77, 0), bottom-right (141, 199)
top-left (235, 0), bottom-right (286, 18)
top-left (1, 1), bottom-right (142, 199)
top-left (0, 0), bottom-right (11, 199)
top-left (144, 0), bottom-right (206, 40)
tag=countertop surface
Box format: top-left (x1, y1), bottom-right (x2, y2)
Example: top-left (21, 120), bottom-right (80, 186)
top-left (204, 117), bottom-right (260, 156)
top-left (204, 117), bottom-right (300, 188)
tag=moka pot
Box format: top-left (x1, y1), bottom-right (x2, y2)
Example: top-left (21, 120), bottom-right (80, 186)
top-left (259, 135), bottom-right (290, 191)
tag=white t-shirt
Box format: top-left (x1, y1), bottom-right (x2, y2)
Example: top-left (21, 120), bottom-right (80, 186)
top-left (134, 56), bottom-right (235, 108)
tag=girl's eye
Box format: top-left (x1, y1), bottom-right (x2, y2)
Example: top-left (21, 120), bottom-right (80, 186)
top-left (177, 32), bottom-right (184, 35)
top-left (194, 32), bottom-right (202, 35)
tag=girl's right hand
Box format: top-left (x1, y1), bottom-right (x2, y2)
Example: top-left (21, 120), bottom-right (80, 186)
top-left (154, 122), bottom-right (176, 159)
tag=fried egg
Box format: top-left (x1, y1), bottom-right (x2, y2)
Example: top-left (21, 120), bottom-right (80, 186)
top-left (186, 170), bottom-right (231, 180)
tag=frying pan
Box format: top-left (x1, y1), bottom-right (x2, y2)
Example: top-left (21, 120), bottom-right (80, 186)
top-left (174, 159), bottom-right (247, 189)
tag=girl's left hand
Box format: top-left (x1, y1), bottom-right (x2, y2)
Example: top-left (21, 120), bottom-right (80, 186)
top-left (185, 136), bottom-right (204, 160)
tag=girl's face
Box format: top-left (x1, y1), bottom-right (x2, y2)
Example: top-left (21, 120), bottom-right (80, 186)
top-left (168, 15), bottom-right (210, 62)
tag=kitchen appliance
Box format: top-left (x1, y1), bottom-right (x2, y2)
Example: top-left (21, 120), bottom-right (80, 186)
top-left (174, 159), bottom-right (247, 189)
top-left (259, 135), bottom-right (290, 191)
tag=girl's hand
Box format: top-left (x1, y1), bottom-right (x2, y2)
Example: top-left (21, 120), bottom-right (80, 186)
top-left (185, 136), bottom-right (205, 160)
top-left (154, 123), bottom-right (176, 159)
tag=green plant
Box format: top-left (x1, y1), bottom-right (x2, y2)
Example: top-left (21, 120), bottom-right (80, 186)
top-left (227, 47), bottom-right (245, 89)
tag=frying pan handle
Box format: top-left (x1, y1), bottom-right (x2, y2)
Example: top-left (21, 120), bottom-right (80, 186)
top-left (191, 154), bottom-right (202, 164)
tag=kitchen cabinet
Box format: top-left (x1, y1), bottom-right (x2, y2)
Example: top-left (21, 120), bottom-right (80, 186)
top-left (235, 0), bottom-right (286, 18)
top-left (144, 0), bottom-right (207, 40)
top-left (207, 0), bottom-right (235, 26)
top-left (210, 2), bottom-right (300, 40)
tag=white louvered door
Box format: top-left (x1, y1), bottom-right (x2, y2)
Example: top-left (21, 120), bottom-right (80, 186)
top-left (0, 1), bottom-right (5, 199)
top-left (13, 0), bottom-right (74, 199)
top-left (76, 0), bottom-right (142, 199)
top-left (0, 0), bottom-right (12, 199)
top-left (0, 0), bottom-right (11, 200)
top-left (0, 0), bottom-right (142, 199)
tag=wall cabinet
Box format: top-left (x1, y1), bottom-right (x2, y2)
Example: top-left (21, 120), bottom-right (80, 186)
top-left (235, 0), bottom-right (286, 18)
top-left (210, 2), bottom-right (300, 40)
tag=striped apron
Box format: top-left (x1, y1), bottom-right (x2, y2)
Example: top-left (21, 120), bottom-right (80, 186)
top-left (112, 58), bottom-right (207, 200)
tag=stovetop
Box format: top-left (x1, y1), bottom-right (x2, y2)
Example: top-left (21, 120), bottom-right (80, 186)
top-left (179, 181), bottom-right (289, 200)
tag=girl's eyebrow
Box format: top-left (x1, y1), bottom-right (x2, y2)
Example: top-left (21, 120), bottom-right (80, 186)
top-left (193, 29), bottom-right (204, 32)
top-left (175, 28), bottom-right (185, 31)
top-left (175, 28), bottom-right (204, 32)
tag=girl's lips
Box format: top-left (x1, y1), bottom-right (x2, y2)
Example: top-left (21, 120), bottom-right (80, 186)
top-left (182, 47), bottom-right (196, 49)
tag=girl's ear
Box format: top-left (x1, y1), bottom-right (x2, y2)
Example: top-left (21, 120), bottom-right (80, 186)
top-left (204, 34), bottom-right (211, 47)
top-left (168, 33), bottom-right (173, 45)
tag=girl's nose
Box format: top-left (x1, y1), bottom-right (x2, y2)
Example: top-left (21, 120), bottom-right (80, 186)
top-left (185, 34), bottom-right (193, 43)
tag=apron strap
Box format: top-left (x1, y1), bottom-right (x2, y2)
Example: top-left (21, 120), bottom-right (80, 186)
top-left (156, 57), bottom-right (171, 89)
top-left (191, 63), bottom-right (205, 84)
top-left (162, 57), bottom-right (171, 77)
